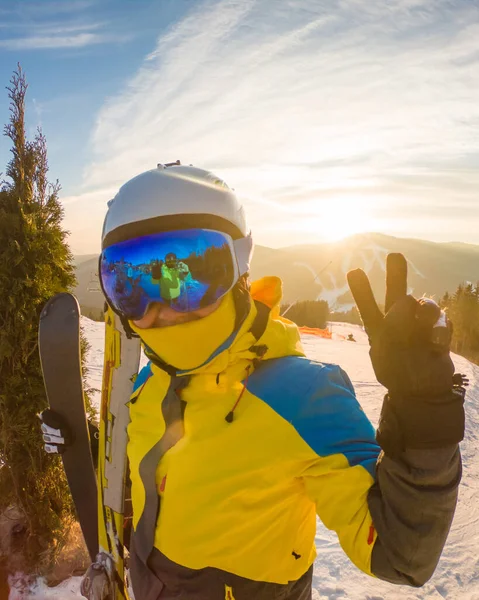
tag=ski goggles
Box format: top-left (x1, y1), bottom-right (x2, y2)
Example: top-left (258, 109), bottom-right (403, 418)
top-left (100, 228), bottom-right (252, 320)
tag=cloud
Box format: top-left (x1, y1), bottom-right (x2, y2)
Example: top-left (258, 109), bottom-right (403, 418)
top-left (28, 21), bottom-right (106, 36)
top-left (0, 1), bottom-right (127, 51)
top-left (1, 1), bottom-right (96, 17)
top-left (66, 0), bottom-right (479, 248)
top-left (0, 32), bottom-right (122, 50)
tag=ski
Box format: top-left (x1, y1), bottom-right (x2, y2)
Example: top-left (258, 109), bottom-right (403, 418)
top-left (82, 305), bottom-right (141, 599)
top-left (39, 292), bottom-right (98, 561)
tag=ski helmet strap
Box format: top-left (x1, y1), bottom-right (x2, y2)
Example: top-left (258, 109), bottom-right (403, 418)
top-left (232, 277), bottom-right (251, 331)
top-left (119, 313), bottom-right (139, 340)
top-left (143, 347), bottom-right (177, 376)
top-left (100, 261), bottom-right (139, 340)
top-left (248, 300), bottom-right (270, 341)
top-left (134, 374), bottom-right (189, 565)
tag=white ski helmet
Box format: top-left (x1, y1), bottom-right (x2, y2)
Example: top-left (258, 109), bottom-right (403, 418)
top-left (103, 164), bottom-right (247, 241)
top-left (102, 163), bottom-right (253, 277)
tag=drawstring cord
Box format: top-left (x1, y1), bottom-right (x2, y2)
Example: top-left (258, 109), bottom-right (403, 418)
top-left (225, 365), bottom-right (251, 423)
top-left (129, 372), bottom-right (153, 405)
top-left (224, 345), bottom-right (268, 423)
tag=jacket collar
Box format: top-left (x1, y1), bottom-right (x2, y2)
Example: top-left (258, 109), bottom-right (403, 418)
top-left (145, 277), bottom-right (304, 377)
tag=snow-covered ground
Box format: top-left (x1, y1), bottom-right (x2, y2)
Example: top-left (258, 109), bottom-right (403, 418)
top-left (306, 324), bottom-right (479, 600)
top-left (13, 319), bottom-right (479, 599)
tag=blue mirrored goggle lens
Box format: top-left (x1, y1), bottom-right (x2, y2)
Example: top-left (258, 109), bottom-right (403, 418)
top-left (100, 229), bottom-right (236, 320)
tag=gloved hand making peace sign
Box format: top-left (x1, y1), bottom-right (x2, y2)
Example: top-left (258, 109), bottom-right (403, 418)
top-left (347, 253), bottom-right (466, 459)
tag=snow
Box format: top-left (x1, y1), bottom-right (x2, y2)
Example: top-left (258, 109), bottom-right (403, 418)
top-left (15, 319), bottom-right (479, 599)
top-left (81, 318), bottom-right (104, 410)
top-left (305, 323), bottom-right (479, 600)
top-left (8, 576), bottom-right (84, 599)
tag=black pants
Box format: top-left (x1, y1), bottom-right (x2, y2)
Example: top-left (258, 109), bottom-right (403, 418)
top-left (129, 536), bottom-right (313, 600)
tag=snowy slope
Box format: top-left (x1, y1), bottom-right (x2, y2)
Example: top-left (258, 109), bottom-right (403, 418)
top-left (14, 319), bottom-right (479, 599)
top-left (304, 323), bottom-right (479, 600)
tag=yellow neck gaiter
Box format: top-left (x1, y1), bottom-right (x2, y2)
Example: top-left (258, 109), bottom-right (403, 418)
top-left (131, 292), bottom-right (237, 371)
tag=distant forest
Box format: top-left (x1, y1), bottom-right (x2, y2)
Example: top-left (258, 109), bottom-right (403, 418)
top-left (83, 284), bottom-right (479, 367)
top-left (281, 300), bottom-right (364, 329)
top-left (441, 283), bottom-right (479, 366)
top-left (282, 286), bottom-right (479, 367)
top-left (281, 300), bottom-right (330, 329)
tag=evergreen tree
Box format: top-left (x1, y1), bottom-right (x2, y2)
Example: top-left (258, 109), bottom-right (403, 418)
top-left (0, 66), bottom-right (77, 572)
top-left (439, 291), bottom-right (450, 309)
top-left (330, 305), bottom-right (362, 326)
top-left (281, 299), bottom-right (330, 328)
top-left (442, 281), bottom-right (479, 365)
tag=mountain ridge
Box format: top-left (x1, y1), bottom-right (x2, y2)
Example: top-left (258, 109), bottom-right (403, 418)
top-left (74, 233), bottom-right (479, 319)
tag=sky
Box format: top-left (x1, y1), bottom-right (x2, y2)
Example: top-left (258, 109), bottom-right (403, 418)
top-left (0, 0), bottom-right (478, 254)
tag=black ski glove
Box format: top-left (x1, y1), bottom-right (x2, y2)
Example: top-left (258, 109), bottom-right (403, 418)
top-left (347, 253), bottom-right (465, 459)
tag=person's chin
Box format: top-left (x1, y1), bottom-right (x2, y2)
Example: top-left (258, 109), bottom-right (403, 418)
top-left (154, 312), bottom-right (202, 328)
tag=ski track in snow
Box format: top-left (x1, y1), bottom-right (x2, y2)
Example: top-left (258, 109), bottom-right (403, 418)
top-left (15, 319), bottom-right (479, 599)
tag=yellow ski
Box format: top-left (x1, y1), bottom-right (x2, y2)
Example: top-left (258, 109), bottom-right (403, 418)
top-left (82, 307), bottom-right (141, 599)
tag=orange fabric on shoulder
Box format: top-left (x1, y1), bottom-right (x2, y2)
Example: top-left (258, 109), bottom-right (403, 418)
top-left (250, 276), bottom-right (283, 310)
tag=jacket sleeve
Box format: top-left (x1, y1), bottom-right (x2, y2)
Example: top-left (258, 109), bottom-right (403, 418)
top-left (299, 364), bottom-right (460, 587)
top-left (368, 445), bottom-right (460, 586)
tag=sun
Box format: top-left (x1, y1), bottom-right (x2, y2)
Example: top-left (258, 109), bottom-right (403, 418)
top-left (306, 195), bottom-right (375, 241)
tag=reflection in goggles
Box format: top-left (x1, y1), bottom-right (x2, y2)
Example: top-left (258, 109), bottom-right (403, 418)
top-left (100, 229), bottom-right (236, 319)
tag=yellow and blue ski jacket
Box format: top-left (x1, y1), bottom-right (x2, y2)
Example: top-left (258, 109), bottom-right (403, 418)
top-left (127, 277), bottom-right (461, 600)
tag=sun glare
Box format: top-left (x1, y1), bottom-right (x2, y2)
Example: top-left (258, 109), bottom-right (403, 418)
top-left (300, 195), bottom-right (376, 242)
